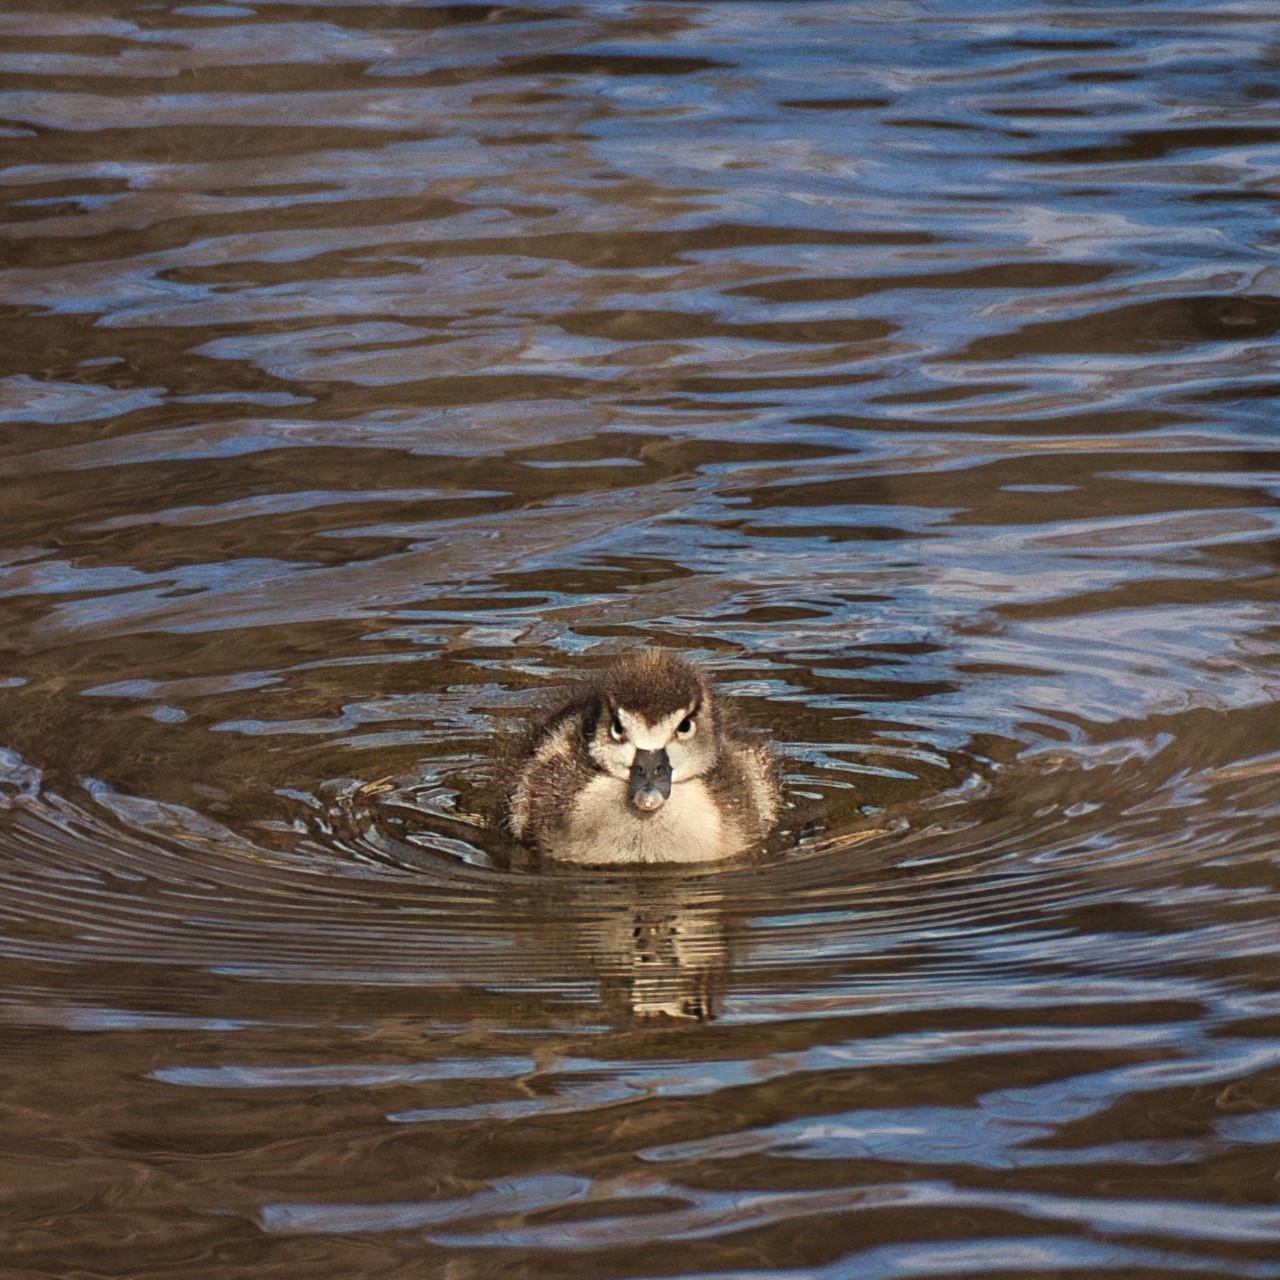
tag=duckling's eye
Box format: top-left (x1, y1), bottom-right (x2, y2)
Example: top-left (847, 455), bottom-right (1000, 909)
top-left (676, 715), bottom-right (696, 739)
top-left (609, 715), bottom-right (627, 742)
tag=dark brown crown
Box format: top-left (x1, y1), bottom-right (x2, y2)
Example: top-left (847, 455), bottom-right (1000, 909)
top-left (596, 649), bottom-right (710, 720)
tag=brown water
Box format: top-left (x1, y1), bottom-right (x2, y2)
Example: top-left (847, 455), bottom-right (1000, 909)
top-left (3, 1), bottom-right (1280, 1275)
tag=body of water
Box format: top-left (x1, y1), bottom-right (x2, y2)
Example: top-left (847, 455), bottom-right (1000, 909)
top-left (3, 1), bottom-right (1280, 1276)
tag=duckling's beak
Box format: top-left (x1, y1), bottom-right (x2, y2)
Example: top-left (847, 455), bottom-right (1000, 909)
top-left (628, 748), bottom-right (672, 813)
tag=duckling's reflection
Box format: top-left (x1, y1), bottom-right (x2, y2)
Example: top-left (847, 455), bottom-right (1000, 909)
top-left (577, 881), bottom-right (729, 1022)
top-left (352, 786), bottom-right (736, 1023)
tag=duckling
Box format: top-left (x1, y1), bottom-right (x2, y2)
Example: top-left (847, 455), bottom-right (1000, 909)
top-left (497, 649), bottom-right (778, 865)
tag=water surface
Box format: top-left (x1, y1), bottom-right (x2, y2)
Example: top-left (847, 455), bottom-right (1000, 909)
top-left (3, 1), bottom-right (1280, 1275)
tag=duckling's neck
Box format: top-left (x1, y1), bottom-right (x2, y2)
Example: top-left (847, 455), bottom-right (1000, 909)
top-left (550, 775), bottom-right (743, 865)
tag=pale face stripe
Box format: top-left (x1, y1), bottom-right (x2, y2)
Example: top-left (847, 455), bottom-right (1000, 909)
top-left (616, 707), bottom-right (690, 752)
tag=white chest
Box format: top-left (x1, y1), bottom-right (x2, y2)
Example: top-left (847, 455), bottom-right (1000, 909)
top-left (549, 775), bottom-right (745, 865)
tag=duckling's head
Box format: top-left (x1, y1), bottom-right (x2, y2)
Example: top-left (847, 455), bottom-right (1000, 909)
top-left (584, 650), bottom-right (719, 815)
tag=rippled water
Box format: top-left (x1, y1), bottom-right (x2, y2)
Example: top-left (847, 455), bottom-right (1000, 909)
top-left (3, 0), bottom-right (1280, 1274)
